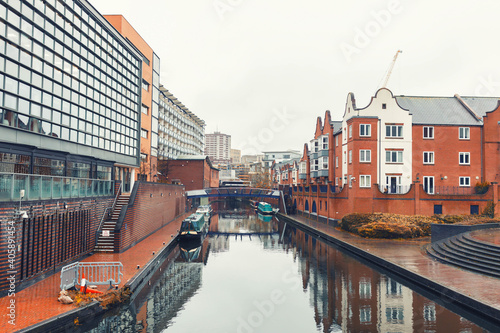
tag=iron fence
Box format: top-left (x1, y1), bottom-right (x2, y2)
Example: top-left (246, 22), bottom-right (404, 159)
top-left (60, 261), bottom-right (124, 290)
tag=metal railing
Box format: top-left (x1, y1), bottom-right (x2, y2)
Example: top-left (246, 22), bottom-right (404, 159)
top-left (95, 182), bottom-right (122, 247)
top-left (378, 185), bottom-right (412, 195)
top-left (60, 261), bottom-right (124, 290)
top-left (0, 172), bottom-right (114, 201)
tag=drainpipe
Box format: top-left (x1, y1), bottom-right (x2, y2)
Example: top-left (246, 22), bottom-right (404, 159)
top-left (378, 119), bottom-right (382, 188)
top-left (481, 125), bottom-right (484, 182)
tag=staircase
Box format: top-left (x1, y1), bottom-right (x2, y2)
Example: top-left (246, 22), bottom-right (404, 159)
top-left (426, 233), bottom-right (500, 278)
top-left (95, 194), bottom-right (130, 252)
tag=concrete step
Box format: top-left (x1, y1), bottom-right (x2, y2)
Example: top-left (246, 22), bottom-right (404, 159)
top-left (448, 238), bottom-right (500, 263)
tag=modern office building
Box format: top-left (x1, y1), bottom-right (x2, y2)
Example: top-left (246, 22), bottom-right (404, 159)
top-left (205, 131), bottom-right (231, 165)
top-left (104, 15), bottom-right (160, 182)
top-left (158, 85), bottom-right (205, 159)
top-left (0, 0), bottom-right (143, 195)
top-left (230, 148), bottom-right (240, 164)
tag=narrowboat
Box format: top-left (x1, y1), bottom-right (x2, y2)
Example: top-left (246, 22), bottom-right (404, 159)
top-left (179, 213), bottom-right (207, 240)
top-left (196, 204), bottom-right (213, 217)
top-left (257, 212), bottom-right (273, 222)
top-left (257, 202), bottom-right (274, 215)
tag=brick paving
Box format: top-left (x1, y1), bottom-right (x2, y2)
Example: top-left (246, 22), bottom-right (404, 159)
top-left (0, 212), bottom-right (190, 333)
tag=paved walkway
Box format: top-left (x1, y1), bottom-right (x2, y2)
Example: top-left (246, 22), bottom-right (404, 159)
top-left (290, 214), bottom-right (500, 313)
top-left (470, 228), bottom-right (500, 246)
top-left (0, 212), bottom-right (189, 333)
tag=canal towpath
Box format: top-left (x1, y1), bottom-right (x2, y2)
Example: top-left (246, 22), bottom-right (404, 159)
top-left (0, 211), bottom-right (191, 333)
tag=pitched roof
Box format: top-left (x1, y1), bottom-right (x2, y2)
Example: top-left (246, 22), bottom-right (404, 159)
top-left (395, 96), bottom-right (500, 125)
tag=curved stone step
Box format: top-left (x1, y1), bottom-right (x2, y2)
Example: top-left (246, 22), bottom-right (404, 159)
top-left (447, 238), bottom-right (500, 264)
top-left (460, 234), bottom-right (500, 254)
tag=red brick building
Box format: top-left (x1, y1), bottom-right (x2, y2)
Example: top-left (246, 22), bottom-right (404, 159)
top-left (273, 88), bottom-right (500, 218)
top-left (167, 155), bottom-right (219, 191)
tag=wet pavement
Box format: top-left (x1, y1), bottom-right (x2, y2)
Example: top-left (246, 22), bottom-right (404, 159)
top-left (290, 214), bottom-right (500, 314)
top-left (470, 228), bottom-right (500, 246)
top-left (0, 211), bottom-right (190, 333)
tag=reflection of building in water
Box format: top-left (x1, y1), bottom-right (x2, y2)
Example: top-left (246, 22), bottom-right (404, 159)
top-left (209, 236), bottom-right (230, 253)
top-left (84, 260), bottom-right (203, 333)
top-left (378, 276), bottom-right (413, 332)
top-left (284, 224), bottom-right (484, 333)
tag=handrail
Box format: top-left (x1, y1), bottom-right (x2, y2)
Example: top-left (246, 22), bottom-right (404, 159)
top-left (95, 182), bottom-right (122, 248)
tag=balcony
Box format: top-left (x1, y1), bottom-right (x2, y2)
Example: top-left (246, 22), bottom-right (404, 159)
top-left (318, 170), bottom-right (328, 177)
top-left (311, 171), bottom-right (318, 178)
top-left (311, 152), bottom-right (319, 159)
top-left (0, 172), bottom-right (114, 201)
top-left (298, 173), bottom-right (307, 180)
top-left (318, 150), bottom-right (328, 157)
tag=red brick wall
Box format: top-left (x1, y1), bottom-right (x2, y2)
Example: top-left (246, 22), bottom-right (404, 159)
top-left (169, 160), bottom-right (204, 191)
top-left (0, 197), bottom-right (113, 295)
top-left (482, 105), bottom-right (500, 183)
top-left (114, 182), bottom-right (185, 252)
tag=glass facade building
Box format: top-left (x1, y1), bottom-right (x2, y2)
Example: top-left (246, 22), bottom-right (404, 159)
top-left (0, 0), bottom-right (142, 171)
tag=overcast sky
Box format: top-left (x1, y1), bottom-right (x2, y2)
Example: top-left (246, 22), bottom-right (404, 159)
top-left (90, 0), bottom-right (500, 155)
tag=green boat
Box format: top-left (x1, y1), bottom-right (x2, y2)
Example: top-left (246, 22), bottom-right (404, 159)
top-left (257, 202), bottom-right (274, 215)
top-left (179, 213), bottom-right (207, 240)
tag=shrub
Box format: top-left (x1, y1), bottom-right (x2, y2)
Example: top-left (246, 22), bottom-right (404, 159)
top-left (339, 213), bottom-right (372, 233)
top-left (481, 200), bottom-right (495, 218)
top-left (475, 181), bottom-right (490, 194)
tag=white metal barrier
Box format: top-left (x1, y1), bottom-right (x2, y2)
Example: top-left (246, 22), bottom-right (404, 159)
top-left (60, 261), bottom-right (124, 290)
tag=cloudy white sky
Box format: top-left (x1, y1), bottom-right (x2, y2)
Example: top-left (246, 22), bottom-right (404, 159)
top-left (90, 0), bottom-right (500, 155)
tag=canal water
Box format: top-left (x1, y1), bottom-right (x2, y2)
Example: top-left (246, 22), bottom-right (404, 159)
top-left (84, 200), bottom-right (491, 332)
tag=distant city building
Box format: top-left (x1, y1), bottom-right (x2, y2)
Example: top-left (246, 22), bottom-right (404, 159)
top-left (241, 154), bottom-right (264, 165)
top-left (166, 155), bottom-right (218, 191)
top-left (230, 149), bottom-right (241, 164)
top-left (158, 86), bottom-right (205, 159)
top-left (205, 131), bottom-right (231, 165)
top-left (262, 150), bottom-right (302, 171)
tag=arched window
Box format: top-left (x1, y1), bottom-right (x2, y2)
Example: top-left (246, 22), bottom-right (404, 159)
top-left (312, 201), bottom-right (317, 213)
top-left (305, 200), bottom-right (309, 212)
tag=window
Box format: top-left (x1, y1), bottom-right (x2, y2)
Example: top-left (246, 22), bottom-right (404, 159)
top-left (423, 151), bottom-right (434, 164)
top-left (459, 127), bottom-right (470, 140)
top-left (386, 150), bottom-right (403, 163)
top-left (141, 128), bottom-right (148, 138)
top-left (142, 79), bottom-right (149, 92)
top-left (423, 303), bottom-right (436, 323)
top-left (382, 103), bottom-right (387, 109)
top-left (423, 126), bottom-right (434, 139)
top-left (335, 135), bottom-right (338, 146)
top-left (320, 156), bottom-right (328, 169)
top-left (459, 152), bottom-right (470, 165)
top-left (360, 306), bottom-right (371, 324)
top-left (359, 278), bottom-right (371, 299)
top-left (360, 175), bottom-right (371, 188)
top-left (360, 124), bottom-right (371, 137)
top-left (423, 176), bottom-right (434, 194)
top-left (349, 175), bottom-right (353, 188)
top-left (335, 156), bottom-right (338, 168)
top-left (459, 177), bottom-right (470, 187)
top-left (322, 136), bottom-right (328, 150)
top-left (349, 150), bottom-right (352, 164)
top-left (360, 149), bottom-right (371, 163)
top-left (140, 153), bottom-right (147, 162)
top-left (385, 125), bottom-right (403, 138)
top-left (349, 124), bottom-right (352, 138)
top-left (141, 104), bottom-right (149, 114)
top-left (386, 307), bottom-right (404, 324)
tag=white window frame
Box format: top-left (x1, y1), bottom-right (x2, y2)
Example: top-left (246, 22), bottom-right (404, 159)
top-left (320, 156), bottom-right (328, 170)
top-left (459, 152), bottom-right (470, 165)
top-left (322, 136), bottom-right (328, 150)
top-left (349, 150), bottom-right (352, 164)
top-left (423, 151), bottom-right (434, 164)
top-left (459, 176), bottom-right (470, 187)
top-left (360, 149), bottom-right (371, 163)
top-left (423, 126), bottom-right (434, 139)
top-left (349, 175), bottom-right (353, 188)
top-left (335, 135), bottom-right (338, 147)
top-left (385, 150), bottom-right (403, 163)
top-left (423, 176), bottom-right (434, 194)
top-left (348, 124), bottom-right (353, 138)
top-left (360, 175), bottom-right (371, 188)
top-left (360, 124), bottom-right (371, 137)
top-left (335, 156), bottom-right (338, 168)
top-left (459, 127), bottom-right (470, 140)
top-left (386, 125), bottom-right (403, 138)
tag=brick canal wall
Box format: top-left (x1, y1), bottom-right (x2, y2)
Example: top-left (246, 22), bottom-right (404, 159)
top-left (0, 196), bottom-right (114, 296)
top-left (287, 183), bottom-right (498, 220)
top-left (114, 182), bottom-right (186, 253)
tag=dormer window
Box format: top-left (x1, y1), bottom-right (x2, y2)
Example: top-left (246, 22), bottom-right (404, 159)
top-left (382, 103), bottom-right (387, 109)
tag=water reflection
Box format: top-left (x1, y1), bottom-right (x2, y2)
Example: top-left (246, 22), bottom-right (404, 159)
top-left (83, 203), bottom-right (487, 333)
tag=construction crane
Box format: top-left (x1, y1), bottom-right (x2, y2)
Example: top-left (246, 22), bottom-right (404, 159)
top-left (378, 50), bottom-right (402, 89)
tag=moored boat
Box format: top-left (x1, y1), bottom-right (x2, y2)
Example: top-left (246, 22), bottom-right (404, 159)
top-left (257, 202), bottom-right (274, 215)
top-left (249, 200), bottom-right (259, 209)
top-left (257, 212), bottom-right (272, 222)
top-left (179, 213), bottom-right (207, 240)
top-left (196, 204), bottom-right (213, 216)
